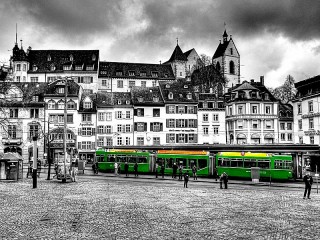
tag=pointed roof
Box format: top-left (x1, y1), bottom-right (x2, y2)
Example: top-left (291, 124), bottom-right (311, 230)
top-left (223, 29), bottom-right (228, 38)
top-left (184, 48), bottom-right (194, 58)
top-left (166, 44), bottom-right (188, 62)
top-left (233, 81), bottom-right (258, 92)
top-left (213, 40), bottom-right (230, 59)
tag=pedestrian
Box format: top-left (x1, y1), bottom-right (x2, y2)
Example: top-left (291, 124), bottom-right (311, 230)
top-left (155, 162), bottom-right (159, 178)
top-left (178, 165), bottom-right (183, 180)
top-left (114, 162), bottom-right (118, 176)
top-left (172, 162), bottom-right (177, 179)
top-left (192, 165), bottom-right (197, 180)
top-left (184, 171), bottom-right (190, 188)
top-left (134, 162), bottom-right (138, 177)
top-left (37, 159), bottom-right (41, 177)
top-left (118, 162), bottom-right (121, 175)
top-left (213, 167), bottom-right (218, 181)
top-left (124, 162), bottom-right (129, 177)
top-left (92, 161), bottom-right (97, 174)
top-left (303, 171), bottom-right (313, 199)
top-left (94, 161), bottom-right (98, 174)
top-left (161, 164), bottom-right (165, 178)
top-left (220, 172), bottom-right (228, 189)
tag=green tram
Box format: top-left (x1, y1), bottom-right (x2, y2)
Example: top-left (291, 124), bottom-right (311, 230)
top-left (96, 149), bottom-right (153, 173)
top-left (216, 152), bottom-right (293, 180)
top-left (156, 150), bottom-right (212, 176)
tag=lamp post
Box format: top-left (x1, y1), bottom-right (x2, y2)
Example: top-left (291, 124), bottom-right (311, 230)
top-left (32, 135), bottom-right (38, 188)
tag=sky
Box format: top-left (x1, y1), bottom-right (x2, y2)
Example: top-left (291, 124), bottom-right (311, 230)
top-left (1, 0), bottom-right (320, 88)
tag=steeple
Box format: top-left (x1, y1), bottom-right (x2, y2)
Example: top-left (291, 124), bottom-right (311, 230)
top-left (223, 29), bottom-right (228, 42)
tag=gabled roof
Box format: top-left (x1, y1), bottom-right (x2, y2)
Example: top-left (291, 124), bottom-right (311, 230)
top-left (159, 80), bottom-right (197, 103)
top-left (99, 61), bottom-right (175, 80)
top-left (213, 40), bottom-right (230, 59)
top-left (131, 86), bottom-right (164, 106)
top-left (233, 81), bottom-right (258, 92)
top-left (27, 50), bottom-right (99, 72)
top-left (79, 93), bottom-right (97, 113)
top-left (165, 44), bottom-right (188, 63)
top-left (184, 48), bottom-right (194, 58)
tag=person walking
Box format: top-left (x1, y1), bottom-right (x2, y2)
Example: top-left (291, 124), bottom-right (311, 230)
top-left (184, 171), bottom-right (190, 188)
top-left (155, 162), bottom-right (159, 178)
top-left (134, 162), bottom-right (138, 177)
top-left (303, 172), bottom-right (313, 199)
top-left (114, 162), bottom-right (118, 176)
top-left (220, 172), bottom-right (228, 189)
top-left (178, 165), bottom-right (183, 180)
top-left (172, 162), bottom-right (177, 179)
top-left (192, 165), bottom-right (197, 180)
top-left (124, 162), bottom-right (129, 177)
top-left (117, 162), bottom-right (121, 176)
top-left (161, 164), bottom-right (165, 178)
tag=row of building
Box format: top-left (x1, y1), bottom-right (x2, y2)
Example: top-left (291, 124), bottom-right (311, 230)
top-left (0, 30), bottom-right (318, 164)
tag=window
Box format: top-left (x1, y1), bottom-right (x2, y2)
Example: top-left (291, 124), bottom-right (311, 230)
top-left (230, 48), bottom-right (233, 55)
top-left (299, 136), bottom-right (303, 144)
top-left (265, 120), bottom-right (272, 129)
top-left (141, 81), bottom-right (146, 88)
top-left (50, 65), bottom-right (55, 71)
top-left (153, 96), bottom-right (159, 102)
top-left (117, 80), bottom-right (123, 88)
top-left (106, 126), bottom-right (112, 133)
top-left (8, 125), bottom-right (17, 139)
top-left (117, 124), bottom-right (122, 133)
top-left (309, 118), bottom-right (314, 129)
top-left (280, 123), bottom-right (285, 130)
top-left (287, 123), bottom-right (292, 130)
top-left (137, 137), bottom-right (144, 146)
top-left (82, 114), bottom-right (92, 122)
top-left (58, 101), bottom-right (65, 109)
top-left (188, 119), bottom-right (196, 128)
top-left (47, 77), bottom-right (56, 83)
top-left (125, 137), bottom-right (130, 145)
top-left (98, 126), bottom-right (104, 134)
top-left (81, 127), bottom-right (93, 136)
top-left (180, 72), bottom-right (182, 76)
top-left (152, 81), bottom-right (157, 87)
top-left (98, 112), bottom-right (105, 121)
top-left (203, 114), bottom-right (209, 122)
top-left (16, 76), bottom-right (20, 82)
top-left (129, 71), bottom-right (135, 76)
top-left (137, 108), bottom-right (144, 117)
top-left (106, 112), bottom-right (112, 121)
top-left (310, 136), bottom-right (314, 144)
top-left (229, 107), bottom-right (232, 115)
top-left (23, 64), bottom-right (26, 71)
top-left (48, 100), bottom-right (55, 109)
top-left (32, 65), bottom-right (38, 71)
top-left (237, 120), bottom-right (243, 129)
top-left (82, 76), bottom-right (93, 84)
top-left (126, 111), bottom-right (131, 119)
top-left (67, 100), bottom-right (75, 109)
top-left (140, 72), bottom-right (146, 77)
top-left (229, 61), bottom-right (235, 74)
top-left (252, 105), bottom-right (258, 114)
top-left (10, 109), bottom-right (18, 118)
top-left (281, 133), bottom-right (285, 141)
top-left (298, 119), bottom-right (302, 130)
top-left (31, 77), bottom-right (38, 83)
top-left (288, 133), bottom-right (292, 141)
top-left (16, 64), bottom-right (21, 71)
top-left (63, 65), bottom-right (71, 71)
top-left (153, 137), bottom-right (160, 145)
top-left (30, 109), bottom-right (39, 118)
top-left (83, 101), bottom-right (92, 109)
top-left (308, 101), bottom-right (313, 113)
top-left (116, 71), bottom-right (123, 76)
top-left (213, 114), bottom-right (219, 122)
top-left (203, 127), bottom-right (209, 135)
top-left (187, 106), bottom-right (196, 114)
top-left (152, 72), bottom-right (158, 77)
top-left (168, 105), bottom-right (175, 114)
top-left (116, 111), bottom-right (122, 119)
top-left (238, 106), bottom-right (243, 114)
top-left (75, 65), bottom-right (83, 71)
top-left (151, 122), bottom-right (162, 132)
top-left (129, 81), bottom-right (135, 88)
top-left (102, 79), bottom-right (107, 86)
top-left (168, 92), bottom-right (173, 99)
top-left (214, 127), bottom-right (219, 134)
top-left (177, 119), bottom-right (185, 128)
top-left (153, 109), bottom-right (160, 117)
top-left (98, 138), bottom-right (104, 147)
top-left (32, 96), bottom-right (39, 102)
top-left (265, 106), bottom-right (271, 114)
top-left (177, 133), bottom-right (185, 143)
top-left (86, 65), bottom-right (94, 71)
top-left (136, 122), bottom-right (146, 132)
top-left (168, 119), bottom-right (175, 128)
top-left (29, 125), bottom-right (39, 139)
top-left (178, 106), bottom-right (185, 114)
top-left (252, 120), bottom-right (258, 129)
top-left (167, 133), bottom-right (175, 143)
top-left (298, 103), bottom-right (302, 114)
top-left (57, 87), bottom-right (64, 94)
top-left (81, 141), bottom-right (92, 150)
top-left (125, 124), bottom-right (131, 133)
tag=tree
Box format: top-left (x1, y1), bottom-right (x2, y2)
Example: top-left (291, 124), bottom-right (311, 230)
top-left (269, 75), bottom-right (297, 103)
top-left (199, 54), bottom-right (211, 66)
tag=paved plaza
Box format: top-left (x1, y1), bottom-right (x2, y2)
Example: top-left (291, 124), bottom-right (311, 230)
top-left (0, 171), bottom-right (320, 240)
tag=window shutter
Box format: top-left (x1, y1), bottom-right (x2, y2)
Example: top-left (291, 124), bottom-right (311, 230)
top-left (30, 109), bottom-right (33, 118)
top-left (78, 128), bottom-right (81, 136)
top-left (166, 134), bottom-right (169, 143)
top-left (166, 119), bottom-right (169, 128)
top-left (45, 103), bottom-right (48, 109)
top-left (74, 103), bottom-right (77, 109)
top-left (176, 106), bottom-right (178, 113)
top-left (122, 125), bottom-right (125, 133)
top-left (134, 123), bottom-right (137, 131)
top-left (185, 106), bottom-right (187, 113)
top-left (134, 109), bottom-right (137, 116)
top-left (176, 119), bottom-right (179, 127)
top-left (142, 109), bottom-right (144, 116)
top-left (194, 106), bottom-right (197, 114)
top-left (35, 109), bottom-right (39, 118)
top-left (80, 77), bottom-right (83, 83)
top-left (166, 106), bottom-right (169, 114)
top-left (150, 123), bottom-right (153, 131)
top-left (78, 142), bottom-right (81, 149)
top-left (144, 123), bottom-right (147, 131)
top-left (92, 128), bottom-right (96, 135)
top-left (176, 134), bottom-right (179, 143)
top-left (185, 119), bottom-right (188, 128)
top-left (185, 134), bottom-right (188, 143)
top-left (160, 123), bottom-right (163, 131)
top-left (55, 103), bottom-right (58, 109)
top-left (91, 77), bottom-right (93, 83)
top-left (194, 134), bottom-right (198, 143)
top-left (195, 119), bottom-right (198, 127)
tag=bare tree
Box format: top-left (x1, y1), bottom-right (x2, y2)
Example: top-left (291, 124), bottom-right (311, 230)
top-left (269, 75), bottom-right (297, 103)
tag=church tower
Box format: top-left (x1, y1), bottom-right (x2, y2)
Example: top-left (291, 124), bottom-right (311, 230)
top-left (212, 30), bottom-right (240, 89)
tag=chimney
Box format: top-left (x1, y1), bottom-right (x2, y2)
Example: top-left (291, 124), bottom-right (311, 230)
top-left (250, 79), bottom-right (254, 83)
top-left (260, 76), bottom-right (264, 85)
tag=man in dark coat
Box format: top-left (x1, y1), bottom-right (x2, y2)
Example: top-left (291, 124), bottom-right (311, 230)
top-left (184, 171), bottom-right (190, 188)
top-left (124, 162), bottom-right (129, 177)
top-left (161, 164), bottom-right (165, 178)
top-left (303, 172), bottom-right (313, 199)
top-left (134, 162), bottom-right (138, 177)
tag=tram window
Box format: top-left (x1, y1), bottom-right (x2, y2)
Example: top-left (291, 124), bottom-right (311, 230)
top-left (96, 155), bottom-right (104, 162)
top-left (177, 158), bottom-right (187, 168)
top-left (189, 159), bottom-right (197, 168)
top-left (230, 159), bottom-right (243, 167)
top-left (198, 159), bottom-right (207, 169)
top-left (244, 159), bottom-right (257, 168)
top-left (138, 157), bottom-right (147, 163)
top-left (257, 161), bottom-right (270, 169)
top-left (283, 160), bottom-right (292, 169)
top-left (218, 158), bottom-right (229, 167)
top-left (274, 160), bottom-right (282, 169)
top-left (108, 156), bottom-right (115, 162)
top-left (117, 156), bottom-right (127, 162)
top-left (157, 158), bottom-right (164, 165)
top-left (167, 158), bottom-right (173, 168)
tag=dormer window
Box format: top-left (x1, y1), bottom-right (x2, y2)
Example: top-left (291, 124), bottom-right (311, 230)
top-left (32, 96), bottom-right (39, 102)
top-left (179, 94), bottom-right (183, 98)
top-left (86, 65), bottom-right (94, 71)
top-left (116, 71), bottom-right (123, 76)
top-left (92, 54), bottom-right (96, 61)
top-left (168, 92), bottom-right (173, 99)
top-left (32, 65), bottom-right (38, 71)
top-left (126, 100), bottom-right (130, 105)
top-left (63, 64), bottom-right (71, 71)
top-left (251, 91), bottom-right (257, 98)
top-left (56, 87), bottom-right (64, 94)
top-left (50, 64), bottom-right (56, 71)
top-left (187, 93), bottom-right (192, 100)
top-left (83, 97), bottom-right (92, 109)
top-left (138, 96), bottom-right (144, 103)
top-left (152, 72), bottom-right (158, 77)
top-left (69, 54), bottom-right (74, 61)
top-left (129, 71), bottom-right (135, 76)
top-left (75, 65), bottom-right (83, 71)
top-left (47, 55), bottom-right (51, 61)
top-left (184, 85), bottom-right (188, 89)
top-left (265, 93), bottom-right (269, 100)
top-left (117, 100), bottom-right (122, 105)
top-left (140, 72), bottom-right (146, 77)
top-left (166, 84), bottom-right (170, 89)
top-left (153, 96), bottom-right (159, 102)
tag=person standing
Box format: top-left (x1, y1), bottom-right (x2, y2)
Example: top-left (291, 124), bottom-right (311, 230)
top-left (178, 165), bottom-right (183, 180)
top-left (184, 171), bottom-right (190, 188)
top-left (155, 162), bottom-right (159, 178)
top-left (134, 162), bottom-right (138, 177)
top-left (192, 165), bottom-right (197, 180)
top-left (117, 162), bottom-right (121, 176)
top-left (114, 162), bottom-right (118, 176)
top-left (172, 162), bottom-right (177, 179)
top-left (161, 164), bottom-right (165, 178)
top-left (303, 172), bottom-right (313, 199)
top-left (124, 162), bottom-right (129, 177)
top-left (220, 172), bottom-right (228, 189)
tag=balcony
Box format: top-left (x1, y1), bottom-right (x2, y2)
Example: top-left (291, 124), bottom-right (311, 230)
top-left (2, 138), bottom-right (23, 145)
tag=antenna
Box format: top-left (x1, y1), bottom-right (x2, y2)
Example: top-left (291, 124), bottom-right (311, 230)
top-left (15, 23), bottom-right (18, 45)
top-left (176, 37), bottom-right (178, 45)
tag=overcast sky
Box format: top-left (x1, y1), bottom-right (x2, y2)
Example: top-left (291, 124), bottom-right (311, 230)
top-left (1, 0), bottom-right (320, 88)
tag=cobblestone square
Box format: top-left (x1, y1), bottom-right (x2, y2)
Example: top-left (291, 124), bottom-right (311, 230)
top-left (0, 175), bottom-right (320, 239)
